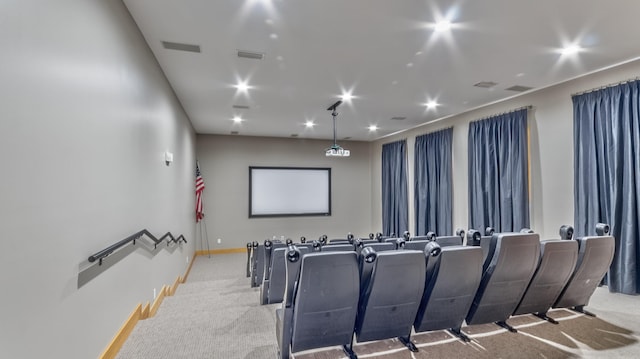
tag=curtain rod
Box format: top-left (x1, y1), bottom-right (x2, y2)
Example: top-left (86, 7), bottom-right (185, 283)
top-left (572, 77), bottom-right (640, 97)
top-left (475, 105), bottom-right (533, 122)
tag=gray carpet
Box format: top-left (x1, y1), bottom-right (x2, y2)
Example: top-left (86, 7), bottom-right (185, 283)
top-left (116, 254), bottom-right (279, 359)
top-left (117, 253), bottom-right (640, 359)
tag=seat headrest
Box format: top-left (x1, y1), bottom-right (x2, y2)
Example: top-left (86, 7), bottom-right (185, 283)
top-left (396, 238), bottom-right (406, 248)
top-left (424, 241), bottom-right (442, 257)
top-left (361, 246), bottom-right (377, 263)
top-left (286, 245), bottom-right (301, 263)
top-left (559, 225), bottom-right (574, 240)
top-left (485, 227), bottom-right (495, 236)
top-left (595, 223), bottom-right (610, 236)
top-left (467, 230), bottom-right (481, 242)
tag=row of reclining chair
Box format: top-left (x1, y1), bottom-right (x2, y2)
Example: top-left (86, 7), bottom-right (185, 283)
top-left (275, 225), bottom-right (615, 359)
top-left (258, 232), bottom-right (466, 305)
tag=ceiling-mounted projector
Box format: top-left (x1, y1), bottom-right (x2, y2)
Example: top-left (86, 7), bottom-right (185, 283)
top-left (325, 100), bottom-right (350, 157)
top-left (326, 145), bottom-right (350, 157)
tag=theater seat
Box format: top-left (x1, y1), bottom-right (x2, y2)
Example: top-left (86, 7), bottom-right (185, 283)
top-left (262, 246), bottom-right (310, 304)
top-left (553, 235), bottom-right (615, 315)
top-left (403, 240), bottom-right (430, 251)
top-left (353, 248), bottom-right (426, 352)
top-left (276, 248), bottom-right (360, 359)
top-left (465, 233), bottom-right (541, 332)
top-left (512, 239), bottom-right (578, 323)
top-left (434, 236), bottom-right (463, 247)
top-left (414, 246), bottom-right (483, 342)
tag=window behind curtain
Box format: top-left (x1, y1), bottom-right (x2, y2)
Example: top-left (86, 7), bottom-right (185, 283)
top-left (414, 128), bottom-right (453, 236)
top-left (468, 109), bottom-right (529, 232)
top-left (381, 139), bottom-right (408, 236)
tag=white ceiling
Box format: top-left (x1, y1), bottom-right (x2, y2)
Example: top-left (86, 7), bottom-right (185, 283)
top-left (122, 0), bottom-right (640, 141)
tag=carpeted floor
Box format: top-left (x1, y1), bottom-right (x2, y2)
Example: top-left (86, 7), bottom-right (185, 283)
top-left (117, 253), bottom-right (640, 359)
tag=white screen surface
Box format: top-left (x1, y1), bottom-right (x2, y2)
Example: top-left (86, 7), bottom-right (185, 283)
top-left (250, 167), bottom-right (331, 217)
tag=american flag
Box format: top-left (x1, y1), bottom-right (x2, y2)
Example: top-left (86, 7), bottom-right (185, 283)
top-left (195, 162), bottom-right (205, 222)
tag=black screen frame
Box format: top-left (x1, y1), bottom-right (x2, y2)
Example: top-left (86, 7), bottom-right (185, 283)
top-left (248, 166), bottom-right (332, 218)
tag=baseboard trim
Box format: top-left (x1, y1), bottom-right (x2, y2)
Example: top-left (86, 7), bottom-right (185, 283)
top-left (99, 304), bottom-right (142, 359)
top-left (196, 247), bottom-right (247, 256)
top-left (181, 252), bottom-right (197, 283)
top-left (149, 285), bottom-right (167, 318)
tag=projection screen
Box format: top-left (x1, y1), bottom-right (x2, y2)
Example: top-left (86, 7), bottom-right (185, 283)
top-left (249, 167), bottom-right (331, 217)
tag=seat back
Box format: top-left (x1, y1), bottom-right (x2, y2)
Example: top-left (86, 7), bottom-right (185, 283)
top-left (414, 246), bottom-right (483, 332)
top-left (403, 240), bottom-right (430, 251)
top-left (465, 233), bottom-right (540, 325)
top-left (553, 236), bottom-right (615, 309)
top-left (290, 252), bottom-right (360, 353)
top-left (479, 236), bottom-right (493, 265)
top-left (329, 239), bottom-right (351, 245)
top-left (363, 242), bottom-right (395, 253)
top-left (266, 247), bottom-right (310, 304)
top-left (251, 244), bottom-right (265, 287)
top-left (355, 250), bottom-right (426, 342)
top-left (321, 244), bottom-right (354, 252)
top-left (513, 240), bottom-right (578, 315)
top-left (435, 236), bottom-right (463, 247)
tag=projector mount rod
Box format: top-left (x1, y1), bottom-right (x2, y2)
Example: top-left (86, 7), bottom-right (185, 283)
top-left (327, 100), bottom-right (342, 149)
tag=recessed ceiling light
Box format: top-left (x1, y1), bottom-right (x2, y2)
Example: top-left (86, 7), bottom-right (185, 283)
top-left (232, 116), bottom-right (243, 123)
top-left (276, 55), bottom-right (284, 61)
top-left (516, 72), bottom-right (526, 77)
top-left (269, 33), bottom-right (278, 39)
top-left (425, 100), bottom-right (439, 109)
top-left (406, 62), bottom-right (414, 68)
top-left (265, 19), bottom-right (274, 25)
top-left (234, 80), bottom-right (251, 94)
top-left (434, 20), bottom-right (452, 32)
top-left (368, 125), bottom-right (378, 131)
top-left (305, 120), bottom-right (315, 128)
top-left (341, 91), bottom-right (354, 103)
top-left (415, 51), bottom-right (423, 56)
top-left (560, 44), bottom-right (582, 56)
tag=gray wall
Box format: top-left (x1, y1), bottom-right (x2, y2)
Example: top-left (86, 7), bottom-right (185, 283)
top-left (196, 135), bottom-right (373, 247)
top-left (371, 58), bottom-right (640, 240)
top-left (0, 1), bottom-right (196, 358)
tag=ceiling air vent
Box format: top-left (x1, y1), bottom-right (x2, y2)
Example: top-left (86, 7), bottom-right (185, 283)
top-left (161, 41), bottom-right (201, 53)
top-left (230, 131), bottom-right (239, 135)
top-left (290, 134), bottom-right (299, 137)
top-left (390, 116), bottom-right (406, 121)
top-left (505, 85), bottom-right (534, 92)
top-left (232, 105), bottom-right (250, 110)
top-left (237, 50), bottom-right (265, 60)
top-left (474, 81), bottom-right (498, 88)
top-left (343, 136), bottom-right (352, 140)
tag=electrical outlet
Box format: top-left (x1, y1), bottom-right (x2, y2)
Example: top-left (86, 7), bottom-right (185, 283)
top-left (217, 238), bottom-right (222, 244)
